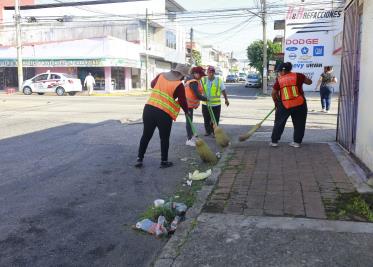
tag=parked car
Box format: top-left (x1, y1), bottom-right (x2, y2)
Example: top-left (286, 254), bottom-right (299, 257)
top-left (226, 74), bottom-right (239, 83)
top-left (22, 72), bottom-right (82, 96)
top-left (238, 72), bottom-right (247, 82)
top-left (245, 73), bottom-right (262, 88)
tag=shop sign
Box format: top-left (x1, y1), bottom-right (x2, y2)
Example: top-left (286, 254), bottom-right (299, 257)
top-left (0, 58), bottom-right (141, 68)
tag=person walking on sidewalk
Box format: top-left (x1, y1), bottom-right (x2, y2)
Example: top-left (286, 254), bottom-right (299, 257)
top-left (270, 62), bottom-right (312, 148)
top-left (201, 66), bottom-right (229, 136)
top-left (135, 64), bottom-right (190, 168)
top-left (185, 66), bottom-right (208, 147)
top-left (315, 66), bottom-right (337, 113)
top-left (84, 73), bottom-right (95, 96)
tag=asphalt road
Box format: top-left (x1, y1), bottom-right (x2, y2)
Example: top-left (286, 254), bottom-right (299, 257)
top-left (0, 83), bottom-right (260, 266)
top-left (0, 83), bottom-right (338, 267)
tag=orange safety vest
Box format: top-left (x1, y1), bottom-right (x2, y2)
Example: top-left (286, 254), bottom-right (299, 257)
top-left (278, 72), bottom-right (305, 109)
top-left (147, 74), bottom-right (181, 121)
top-left (185, 79), bottom-right (203, 109)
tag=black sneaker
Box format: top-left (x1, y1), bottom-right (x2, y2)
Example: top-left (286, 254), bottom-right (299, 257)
top-left (134, 158), bottom-right (143, 168)
top-left (160, 161), bottom-right (173, 168)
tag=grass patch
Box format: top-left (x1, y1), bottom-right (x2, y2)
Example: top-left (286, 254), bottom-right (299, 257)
top-left (328, 192), bottom-right (373, 222)
top-left (139, 179), bottom-right (205, 223)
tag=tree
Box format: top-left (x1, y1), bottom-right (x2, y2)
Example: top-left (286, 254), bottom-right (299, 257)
top-left (192, 49), bottom-right (202, 66)
top-left (246, 40), bottom-right (282, 75)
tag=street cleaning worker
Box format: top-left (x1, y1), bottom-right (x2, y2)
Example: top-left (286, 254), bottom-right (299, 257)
top-left (185, 66), bottom-right (208, 147)
top-left (270, 62), bottom-right (312, 148)
top-left (135, 64), bottom-right (190, 168)
top-left (315, 66), bottom-right (337, 113)
top-left (201, 66), bottom-right (230, 136)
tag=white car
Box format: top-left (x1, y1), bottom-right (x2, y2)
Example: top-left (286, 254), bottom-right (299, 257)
top-left (22, 72), bottom-right (82, 96)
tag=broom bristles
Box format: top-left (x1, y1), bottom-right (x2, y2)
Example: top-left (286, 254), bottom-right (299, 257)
top-left (195, 138), bottom-right (218, 164)
top-left (239, 123), bottom-right (261, 142)
top-left (214, 126), bottom-right (230, 147)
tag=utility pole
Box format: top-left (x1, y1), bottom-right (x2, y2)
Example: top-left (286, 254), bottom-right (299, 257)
top-left (14, 0), bottom-right (23, 92)
top-left (261, 0), bottom-right (268, 95)
top-left (145, 8), bottom-right (149, 91)
top-left (190, 27), bottom-right (194, 65)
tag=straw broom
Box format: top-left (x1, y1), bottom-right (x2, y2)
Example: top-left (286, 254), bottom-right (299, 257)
top-left (186, 115), bottom-right (217, 164)
top-left (207, 104), bottom-right (230, 147)
top-left (239, 107), bottom-right (276, 142)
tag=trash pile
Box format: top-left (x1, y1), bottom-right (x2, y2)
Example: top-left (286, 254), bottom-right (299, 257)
top-left (134, 200), bottom-right (188, 237)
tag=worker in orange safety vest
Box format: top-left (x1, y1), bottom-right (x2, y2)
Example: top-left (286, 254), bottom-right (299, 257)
top-left (184, 66), bottom-right (208, 147)
top-left (270, 62), bottom-right (312, 148)
top-left (135, 64), bottom-right (190, 168)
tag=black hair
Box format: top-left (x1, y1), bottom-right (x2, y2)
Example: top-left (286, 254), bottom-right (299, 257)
top-left (277, 62), bottom-right (292, 72)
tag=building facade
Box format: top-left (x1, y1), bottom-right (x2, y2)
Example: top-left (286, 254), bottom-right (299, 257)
top-left (337, 0), bottom-right (372, 174)
top-left (0, 0), bottom-right (186, 92)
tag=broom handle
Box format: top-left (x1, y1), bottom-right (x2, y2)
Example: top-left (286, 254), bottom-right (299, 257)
top-left (259, 107), bottom-right (276, 125)
top-left (207, 102), bottom-right (218, 126)
top-left (186, 114), bottom-right (198, 137)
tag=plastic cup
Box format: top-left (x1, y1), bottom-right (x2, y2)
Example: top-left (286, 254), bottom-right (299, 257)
top-left (154, 199), bottom-right (165, 207)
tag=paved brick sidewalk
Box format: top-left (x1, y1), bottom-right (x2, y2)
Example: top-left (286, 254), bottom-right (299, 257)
top-left (203, 142), bottom-right (355, 219)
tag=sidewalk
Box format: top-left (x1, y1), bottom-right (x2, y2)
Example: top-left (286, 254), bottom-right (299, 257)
top-left (154, 93), bottom-right (373, 266)
top-left (204, 142), bottom-right (355, 218)
top-left (154, 141), bottom-right (373, 267)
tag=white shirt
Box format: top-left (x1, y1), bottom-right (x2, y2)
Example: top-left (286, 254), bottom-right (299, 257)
top-left (84, 75), bottom-right (95, 87)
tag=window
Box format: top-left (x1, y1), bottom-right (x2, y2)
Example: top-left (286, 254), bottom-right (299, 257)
top-left (50, 74), bottom-right (61, 80)
top-left (166, 31), bottom-right (176, 49)
top-left (33, 74), bottom-right (49, 82)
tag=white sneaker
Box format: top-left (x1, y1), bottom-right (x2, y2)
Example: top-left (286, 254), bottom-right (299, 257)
top-left (289, 142), bottom-right (301, 148)
top-left (269, 142), bottom-right (279, 147)
top-left (322, 109), bottom-right (326, 112)
top-left (186, 139), bottom-right (196, 147)
top-left (325, 110), bottom-right (329, 113)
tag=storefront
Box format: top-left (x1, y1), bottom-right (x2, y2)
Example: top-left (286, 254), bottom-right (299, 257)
top-left (0, 36), bottom-right (142, 92)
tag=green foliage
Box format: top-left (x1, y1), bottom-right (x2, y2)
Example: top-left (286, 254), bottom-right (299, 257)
top-left (192, 50), bottom-right (202, 66)
top-left (328, 192), bottom-right (373, 222)
top-left (246, 40), bottom-right (282, 75)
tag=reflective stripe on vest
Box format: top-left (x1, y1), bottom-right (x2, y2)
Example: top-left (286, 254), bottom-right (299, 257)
top-left (278, 72), bottom-right (304, 109)
top-left (185, 79), bottom-right (203, 109)
top-left (147, 74), bottom-right (181, 120)
top-left (201, 77), bottom-right (221, 105)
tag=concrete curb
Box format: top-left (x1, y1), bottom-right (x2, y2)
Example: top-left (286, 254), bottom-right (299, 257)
top-left (152, 146), bottom-right (234, 267)
top-left (329, 142), bottom-right (373, 193)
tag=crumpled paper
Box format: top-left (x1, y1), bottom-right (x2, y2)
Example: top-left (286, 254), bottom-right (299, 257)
top-left (188, 169), bottom-right (212, 181)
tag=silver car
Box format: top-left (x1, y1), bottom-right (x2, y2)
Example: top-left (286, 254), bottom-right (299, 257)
top-left (22, 72), bottom-right (82, 96)
top-left (245, 73), bottom-right (262, 88)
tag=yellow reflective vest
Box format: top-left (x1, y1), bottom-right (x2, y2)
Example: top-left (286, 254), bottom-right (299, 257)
top-left (201, 76), bottom-right (222, 106)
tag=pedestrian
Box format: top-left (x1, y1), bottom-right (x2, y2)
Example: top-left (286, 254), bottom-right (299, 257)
top-left (185, 66), bottom-right (208, 147)
top-left (135, 64), bottom-right (190, 168)
top-left (84, 72), bottom-right (95, 96)
top-left (315, 66), bottom-right (337, 113)
top-left (270, 62), bottom-right (312, 148)
top-left (201, 66), bottom-right (229, 136)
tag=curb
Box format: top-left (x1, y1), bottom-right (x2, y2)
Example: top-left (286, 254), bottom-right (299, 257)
top-left (152, 146), bottom-right (233, 267)
top-left (328, 142), bottom-right (373, 193)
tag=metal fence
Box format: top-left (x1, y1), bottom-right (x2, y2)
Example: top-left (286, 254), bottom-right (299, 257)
top-left (337, 0), bottom-right (361, 152)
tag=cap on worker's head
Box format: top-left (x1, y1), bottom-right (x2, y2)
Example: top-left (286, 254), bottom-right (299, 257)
top-left (278, 62), bottom-right (292, 72)
top-left (207, 66), bottom-right (216, 73)
top-left (173, 64), bottom-right (190, 77)
top-left (191, 66), bottom-right (206, 76)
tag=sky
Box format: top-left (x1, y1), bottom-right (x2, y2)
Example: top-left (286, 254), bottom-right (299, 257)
top-left (34, 0), bottom-right (282, 60)
top-left (33, 0), bottom-right (341, 60)
top-left (176, 0), bottom-right (279, 60)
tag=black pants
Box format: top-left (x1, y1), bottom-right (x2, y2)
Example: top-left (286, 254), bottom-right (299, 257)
top-left (320, 85), bottom-right (332, 111)
top-left (271, 102), bottom-right (308, 144)
top-left (185, 108), bottom-right (194, 140)
top-left (202, 105), bottom-right (221, 135)
top-left (138, 104), bottom-right (172, 161)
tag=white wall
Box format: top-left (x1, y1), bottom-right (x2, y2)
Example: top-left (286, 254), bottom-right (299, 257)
top-left (355, 0), bottom-right (373, 171)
